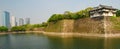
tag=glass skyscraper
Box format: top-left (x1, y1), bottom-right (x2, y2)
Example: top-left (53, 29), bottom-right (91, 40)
top-left (0, 11), bottom-right (11, 28)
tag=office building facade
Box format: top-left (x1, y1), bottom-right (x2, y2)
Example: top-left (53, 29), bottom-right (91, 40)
top-left (25, 18), bottom-right (30, 24)
top-left (2, 11), bottom-right (11, 28)
top-left (11, 16), bottom-right (16, 27)
top-left (19, 18), bottom-right (24, 26)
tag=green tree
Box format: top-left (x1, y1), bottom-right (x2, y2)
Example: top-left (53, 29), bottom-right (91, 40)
top-left (48, 14), bottom-right (58, 22)
top-left (47, 7), bottom-right (93, 22)
top-left (32, 24), bottom-right (42, 28)
top-left (11, 26), bottom-right (25, 31)
top-left (116, 10), bottom-right (120, 17)
top-left (0, 26), bottom-right (8, 32)
top-left (48, 14), bottom-right (64, 22)
top-left (76, 10), bottom-right (85, 18)
top-left (76, 7), bottom-right (93, 18)
top-left (57, 14), bottom-right (64, 20)
top-left (23, 24), bottom-right (33, 31)
top-left (84, 7), bottom-right (93, 17)
top-left (11, 22), bottom-right (48, 31)
top-left (64, 11), bottom-right (73, 19)
top-left (41, 22), bottom-right (48, 27)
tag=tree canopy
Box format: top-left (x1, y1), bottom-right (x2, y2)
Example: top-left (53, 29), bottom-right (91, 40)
top-left (116, 10), bottom-right (120, 17)
top-left (48, 7), bottom-right (93, 22)
top-left (11, 22), bottom-right (48, 31)
top-left (0, 26), bottom-right (8, 32)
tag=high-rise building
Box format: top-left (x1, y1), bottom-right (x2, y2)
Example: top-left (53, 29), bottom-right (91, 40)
top-left (15, 21), bottom-right (17, 26)
top-left (19, 18), bottom-right (24, 26)
top-left (2, 11), bottom-right (11, 28)
top-left (0, 11), bottom-right (3, 26)
top-left (25, 18), bottom-right (30, 24)
top-left (11, 16), bottom-right (16, 27)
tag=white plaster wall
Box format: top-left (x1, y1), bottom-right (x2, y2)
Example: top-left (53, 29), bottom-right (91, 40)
top-left (108, 12), bottom-right (113, 16)
top-left (102, 13), bottom-right (108, 16)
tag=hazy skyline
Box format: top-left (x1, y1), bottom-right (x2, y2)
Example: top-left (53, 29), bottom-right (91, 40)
top-left (0, 0), bottom-right (120, 24)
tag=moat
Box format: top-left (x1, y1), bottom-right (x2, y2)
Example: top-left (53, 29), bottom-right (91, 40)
top-left (0, 33), bottom-right (120, 49)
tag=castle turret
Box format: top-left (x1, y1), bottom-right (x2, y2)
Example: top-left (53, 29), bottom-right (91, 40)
top-left (89, 5), bottom-right (117, 18)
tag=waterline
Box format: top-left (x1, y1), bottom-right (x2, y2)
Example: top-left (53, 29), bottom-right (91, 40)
top-left (1, 31), bottom-right (120, 38)
top-left (44, 32), bottom-right (120, 38)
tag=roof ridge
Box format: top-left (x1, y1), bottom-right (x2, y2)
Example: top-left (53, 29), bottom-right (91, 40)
top-left (99, 4), bottom-right (112, 8)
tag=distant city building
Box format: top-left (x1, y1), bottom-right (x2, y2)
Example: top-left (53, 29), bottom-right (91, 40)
top-left (0, 11), bottom-right (3, 26)
top-left (19, 18), bottom-right (24, 26)
top-left (0, 11), bottom-right (11, 28)
top-left (15, 21), bottom-right (18, 26)
top-left (89, 5), bottom-right (117, 18)
top-left (11, 16), bottom-right (16, 27)
top-left (25, 18), bottom-right (30, 24)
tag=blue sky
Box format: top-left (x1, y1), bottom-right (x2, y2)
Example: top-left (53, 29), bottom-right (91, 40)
top-left (0, 0), bottom-right (120, 24)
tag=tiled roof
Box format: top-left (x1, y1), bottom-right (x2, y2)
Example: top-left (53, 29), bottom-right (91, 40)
top-left (91, 5), bottom-right (117, 11)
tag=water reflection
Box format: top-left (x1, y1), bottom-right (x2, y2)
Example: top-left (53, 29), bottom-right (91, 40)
top-left (73, 37), bottom-right (104, 49)
top-left (0, 34), bottom-right (11, 49)
top-left (62, 38), bottom-right (74, 49)
top-left (0, 34), bottom-right (50, 49)
top-left (104, 38), bottom-right (120, 49)
top-left (47, 36), bottom-right (104, 49)
top-left (0, 34), bottom-right (120, 49)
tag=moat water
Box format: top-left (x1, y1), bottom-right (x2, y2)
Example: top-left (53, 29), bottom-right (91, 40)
top-left (0, 33), bottom-right (120, 49)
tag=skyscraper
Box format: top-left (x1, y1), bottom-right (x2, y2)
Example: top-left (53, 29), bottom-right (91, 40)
top-left (15, 20), bottom-right (17, 26)
top-left (25, 18), bottom-right (30, 24)
top-left (0, 11), bottom-right (3, 26)
top-left (19, 18), bottom-right (24, 26)
top-left (2, 11), bottom-right (11, 28)
top-left (11, 16), bottom-right (16, 27)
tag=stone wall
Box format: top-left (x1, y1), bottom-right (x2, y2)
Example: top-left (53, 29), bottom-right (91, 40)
top-left (74, 18), bottom-right (104, 34)
top-left (45, 19), bottom-right (74, 32)
top-left (45, 17), bottom-right (120, 34)
top-left (62, 19), bottom-right (74, 32)
top-left (105, 17), bottom-right (120, 34)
